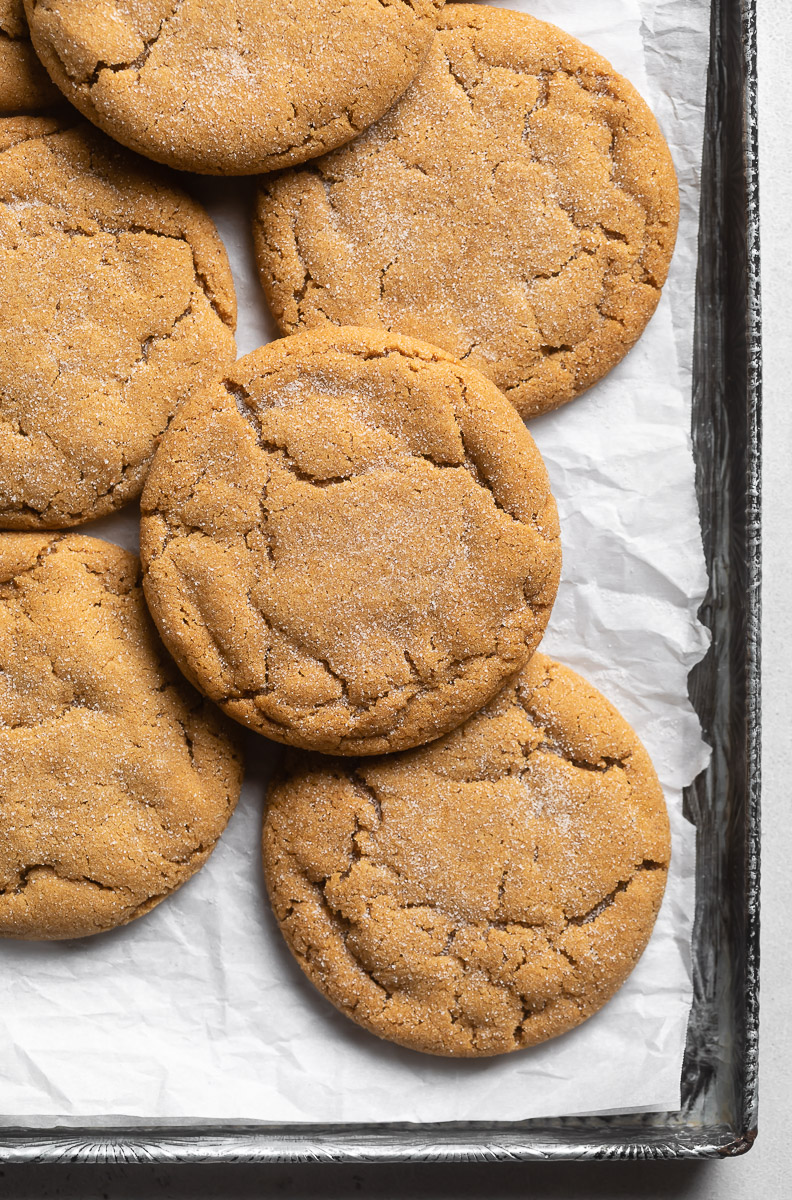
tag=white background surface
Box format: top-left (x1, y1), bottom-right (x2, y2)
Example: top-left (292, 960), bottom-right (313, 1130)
top-left (0, 0), bottom-right (789, 1193)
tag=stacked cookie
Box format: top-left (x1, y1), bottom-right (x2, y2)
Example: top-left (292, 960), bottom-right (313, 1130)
top-left (0, 3), bottom-right (677, 1059)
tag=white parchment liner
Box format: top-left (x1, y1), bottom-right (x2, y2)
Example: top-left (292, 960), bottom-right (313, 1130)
top-left (0, 0), bottom-right (711, 1123)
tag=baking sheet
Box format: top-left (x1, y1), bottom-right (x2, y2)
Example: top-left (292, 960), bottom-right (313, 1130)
top-left (0, 0), bottom-right (711, 1124)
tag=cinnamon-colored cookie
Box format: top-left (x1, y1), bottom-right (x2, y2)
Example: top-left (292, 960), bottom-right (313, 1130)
top-left (254, 4), bottom-right (679, 419)
top-left (140, 326), bottom-right (561, 755)
top-left (25, 0), bottom-right (446, 175)
top-left (0, 533), bottom-right (243, 940)
top-left (0, 1), bottom-right (61, 114)
top-left (263, 654), bottom-right (670, 1057)
top-left (0, 116), bottom-right (236, 528)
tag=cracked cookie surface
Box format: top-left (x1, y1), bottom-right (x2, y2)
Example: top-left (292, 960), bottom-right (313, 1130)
top-left (254, 3), bottom-right (679, 419)
top-left (0, 0), bottom-right (61, 114)
top-left (140, 326), bottom-right (561, 755)
top-left (0, 115), bottom-right (236, 528)
top-left (0, 533), bottom-right (243, 940)
top-left (263, 653), bottom-right (670, 1056)
top-left (24, 0), bottom-right (446, 175)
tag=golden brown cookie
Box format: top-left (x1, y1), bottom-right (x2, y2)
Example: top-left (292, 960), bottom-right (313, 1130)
top-left (263, 653), bottom-right (670, 1057)
top-left (0, 115), bottom-right (236, 529)
top-left (0, 533), bottom-right (243, 940)
top-left (0, 0), bottom-right (61, 114)
top-left (140, 326), bottom-right (561, 756)
top-left (24, 0), bottom-right (447, 175)
top-left (254, 4), bottom-right (679, 419)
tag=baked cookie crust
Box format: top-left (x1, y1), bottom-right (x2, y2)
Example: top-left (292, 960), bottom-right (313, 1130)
top-left (0, 0), bottom-right (61, 114)
top-left (0, 116), bottom-right (236, 529)
top-left (254, 4), bottom-right (679, 418)
top-left (140, 326), bottom-right (561, 755)
top-left (0, 533), bottom-right (243, 940)
top-left (263, 654), bottom-right (671, 1056)
top-left (25, 0), bottom-right (446, 175)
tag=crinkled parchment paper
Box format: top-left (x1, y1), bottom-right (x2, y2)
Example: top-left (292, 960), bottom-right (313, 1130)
top-left (0, 0), bottom-right (711, 1124)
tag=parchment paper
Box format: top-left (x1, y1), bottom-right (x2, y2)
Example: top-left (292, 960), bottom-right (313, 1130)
top-left (0, 0), bottom-right (711, 1124)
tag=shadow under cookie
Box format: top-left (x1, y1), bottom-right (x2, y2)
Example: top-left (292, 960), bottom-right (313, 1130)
top-left (0, 0), bottom-right (61, 116)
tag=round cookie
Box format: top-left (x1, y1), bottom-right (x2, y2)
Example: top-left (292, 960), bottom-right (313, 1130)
top-left (0, 115), bottom-right (236, 529)
top-left (254, 4), bottom-right (679, 419)
top-left (263, 653), bottom-right (671, 1057)
top-left (140, 326), bottom-right (561, 756)
top-left (1, 1), bottom-right (61, 114)
top-left (24, 0), bottom-right (447, 176)
top-left (0, 533), bottom-right (243, 940)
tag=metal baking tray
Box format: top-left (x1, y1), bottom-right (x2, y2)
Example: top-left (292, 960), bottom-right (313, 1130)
top-left (0, 0), bottom-right (760, 1163)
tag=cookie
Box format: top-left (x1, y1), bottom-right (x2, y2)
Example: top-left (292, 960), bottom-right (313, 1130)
top-left (24, 0), bottom-right (446, 175)
top-left (0, 1), bottom-right (61, 114)
top-left (0, 115), bottom-right (236, 529)
top-left (140, 326), bottom-right (561, 756)
top-left (254, 4), bottom-right (679, 419)
top-left (263, 653), bottom-right (670, 1057)
top-left (0, 533), bottom-right (243, 940)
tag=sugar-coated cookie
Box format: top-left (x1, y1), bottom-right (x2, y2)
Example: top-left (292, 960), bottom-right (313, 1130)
top-left (25, 0), bottom-right (446, 175)
top-left (0, 533), bottom-right (243, 940)
top-left (0, 116), bottom-right (236, 528)
top-left (263, 654), bottom-right (670, 1056)
top-left (140, 326), bottom-right (561, 755)
top-left (0, 1), bottom-right (61, 114)
top-left (255, 4), bottom-right (679, 418)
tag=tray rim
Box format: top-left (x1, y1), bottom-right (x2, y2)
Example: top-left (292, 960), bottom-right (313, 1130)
top-left (0, 0), bottom-right (761, 1165)
top-left (739, 0), bottom-right (762, 1158)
